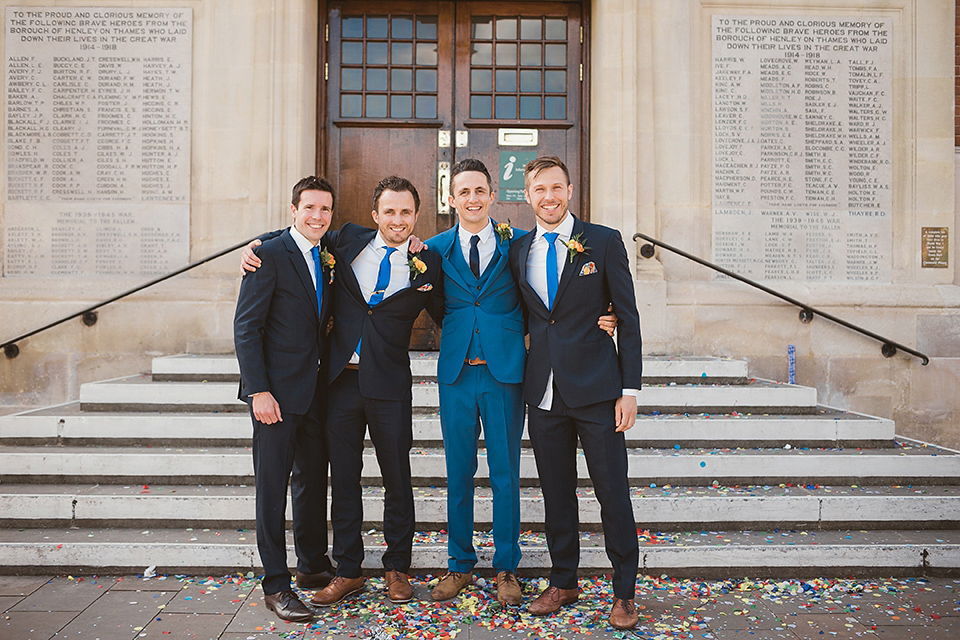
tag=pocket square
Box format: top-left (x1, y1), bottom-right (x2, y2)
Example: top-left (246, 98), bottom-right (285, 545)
top-left (579, 261), bottom-right (597, 276)
top-left (416, 283), bottom-right (433, 292)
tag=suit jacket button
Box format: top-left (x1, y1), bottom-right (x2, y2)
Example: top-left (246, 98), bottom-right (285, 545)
top-left (476, 285), bottom-right (481, 290)
top-left (368, 310), bottom-right (373, 315)
top-left (549, 319), bottom-right (556, 324)
top-left (475, 301), bottom-right (480, 306)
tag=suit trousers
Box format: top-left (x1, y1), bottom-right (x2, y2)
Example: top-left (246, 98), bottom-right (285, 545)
top-left (251, 376), bottom-right (333, 595)
top-left (438, 364), bottom-right (524, 572)
top-left (326, 368), bottom-right (415, 577)
top-left (527, 391), bottom-right (639, 600)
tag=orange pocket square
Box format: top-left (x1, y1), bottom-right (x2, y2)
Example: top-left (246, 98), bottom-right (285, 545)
top-left (579, 261), bottom-right (597, 276)
top-left (416, 283), bottom-right (434, 292)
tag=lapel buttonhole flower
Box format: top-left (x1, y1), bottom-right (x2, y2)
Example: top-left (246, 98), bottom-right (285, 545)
top-left (495, 220), bottom-right (514, 242)
top-left (564, 232), bottom-right (590, 263)
top-left (408, 253), bottom-right (427, 278)
top-left (319, 248), bottom-right (336, 283)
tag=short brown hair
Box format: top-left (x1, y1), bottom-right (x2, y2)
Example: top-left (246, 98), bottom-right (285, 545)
top-left (373, 175), bottom-right (421, 212)
top-left (523, 155), bottom-right (570, 188)
top-left (292, 176), bottom-right (335, 209)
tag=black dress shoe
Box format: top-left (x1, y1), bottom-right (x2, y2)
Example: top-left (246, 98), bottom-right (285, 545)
top-left (263, 589), bottom-right (314, 623)
top-left (296, 569), bottom-right (335, 590)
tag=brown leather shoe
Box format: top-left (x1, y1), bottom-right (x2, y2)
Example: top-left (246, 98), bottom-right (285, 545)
top-left (310, 575), bottom-right (365, 606)
top-left (495, 571), bottom-right (523, 605)
top-left (295, 569), bottom-right (334, 590)
top-left (385, 570), bottom-right (413, 603)
top-left (431, 571), bottom-right (473, 601)
top-left (527, 585), bottom-right (578, 615)
top-left (263, 589), bottom-right (314, 622)
top-left (609, 597), bottom-right (639, 630)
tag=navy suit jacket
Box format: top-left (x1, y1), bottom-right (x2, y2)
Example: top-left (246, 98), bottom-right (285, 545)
top-left (234, 229), bottom-right (332, 415)
top-left (508, 216), bottom-right (643, 408)
top-left (326, 223), bottom-right (444, 401)
top-left (427, 221), bottom-right (527, 385)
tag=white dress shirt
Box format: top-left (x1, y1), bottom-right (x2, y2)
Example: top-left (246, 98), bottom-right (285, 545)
top-left (457, 220), bottom-right (496, 276)
top-left (289, 224), bottom-right (320, 289)
top-left (349, 232), bottom-right (412, 363)
top-left (525, 212), bottom-right (639, 410)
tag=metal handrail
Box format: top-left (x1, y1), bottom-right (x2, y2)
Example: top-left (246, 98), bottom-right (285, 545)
top-left (1, 236), bottom-right (260, 359)
top-left (633, 232), bottom-right (930, 366)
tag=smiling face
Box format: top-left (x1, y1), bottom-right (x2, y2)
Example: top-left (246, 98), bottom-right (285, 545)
top-left (448, 170), bottom-right (494, 233)
top-left (291, 189), bottom-right (333, 245)
top-left (372, 189), bottom-right (419, 247)
top-left (524, 165), bottom-right (573, 230)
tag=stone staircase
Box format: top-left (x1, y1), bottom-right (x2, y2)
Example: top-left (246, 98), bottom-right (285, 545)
top-left (1, 353), bottom-right (959, 577)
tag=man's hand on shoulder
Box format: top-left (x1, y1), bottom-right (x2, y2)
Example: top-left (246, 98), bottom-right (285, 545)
top-left (598, 303), bottom-right (618, 337)
top-left (409, 235), bottom-right (425, 253)
top-left (614, 394), bottom-right (637, 432)
top-left (252, 391), bottom-right (282, 424)
top-left (241, 239), bottom-right (262, 273)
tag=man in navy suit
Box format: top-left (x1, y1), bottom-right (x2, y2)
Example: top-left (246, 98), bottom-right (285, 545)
top-left (508, 156), bottom-right (643, 630)
top-left (233, 176), bottom-right (337, 622)
top-left (311, 176), bottom-right (445, 607)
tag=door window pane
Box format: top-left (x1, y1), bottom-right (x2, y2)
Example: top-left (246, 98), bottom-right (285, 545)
top-left (367, 16), bottom-right (388, 38)
top-left (366, 68), bottom-right (387, 91)
top-left (367, 42), bottom-right (388, 65)
top-left (366, 94), bottom-right (387, 118)
top-left (391, 95), bottom-right (412, 118)
top-left (520, 70), bottom-right (541, 92)
top-left (545, 18), bottom-right (566, 40)
top-left (416, 42), bottom-right (438, 66)
top-left (342, 68), bottom-right (363, 91)
top-left (471, 69), bottom-right (492, 91)
top-left (471, 95), bottom-right (492, 119)
top-left (342, 41), bottom-right (363, 64)
top-left (417, 15), bottom-right (438, 39)
top-left (545, 96), bottom-right (565, 119)
top-left (391, 68), bottom-right (412, 91)
top-left (416, 95), bottom-right (437, 119)
top-left (342, 17), bottom-right (363, 38)
top-left (391, 42), bottom-right (413, 65)
top-left (391, 16), bottom-right (413, 39)
top-left (545, 44), bottom-right (566, 66)
top-left (471, 42), bottom-right (492, 65)
top-left (471, 16), bottom-right (493, 39)
top-left (545, 70), bottom-right (565, 92)
top-left (416, 69), bottom-right (437, 91)
top-left (520, 43), bottom-right (541, 66)
top-left (520, 96), bottom-right (541, 119)
top-left (520, 19), bottom-right (542, 40)
top-left (495, 95), bottom-right (516, 119)
top-left (496, 69), bottom-right (516, 92)
top-left (496, 18), bottom-right (517, 39)
top-left (341, 94), bottom-right (362, 117)
top-left (495, 43), bottom-right (517, 66)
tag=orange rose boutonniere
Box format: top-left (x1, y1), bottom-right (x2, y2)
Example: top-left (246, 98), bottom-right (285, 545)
top-left (408, 254), bottom-right (427, 278)
top-left (319, 247), bottom-right (336, 283)
top-left (495, 220), bottom-right (514, 243)
top-left (563, 232), bottom-right (590, 263)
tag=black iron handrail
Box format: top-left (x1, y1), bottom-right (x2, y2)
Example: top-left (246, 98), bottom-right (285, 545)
top-left (1, 236), bottom-right (260, 359)
top-left (633, 232), bottom-right (930, 366)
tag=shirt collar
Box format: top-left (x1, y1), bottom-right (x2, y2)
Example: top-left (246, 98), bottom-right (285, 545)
top-left (289, 224), bottom-right (317, 254)
top-left (371, 231), bottom-right (410, 256)
top-left (458, 219), bottom-right (494, 245)
top-left (536, 212), bottom-right (575, 242)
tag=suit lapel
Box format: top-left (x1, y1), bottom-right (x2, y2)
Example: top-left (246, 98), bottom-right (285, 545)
top-left (437, 226), bottom-right (471, 292)
top-left (336, 224), bottom-right (377, 304)
top-left (515, 229), bottom-right (547, 313)
top-left (478, 235), bottom-right (508, 297)
top-left (553, 216), bottom-right (586, 307)
top-left (281, 231), bottom-right (319, 314)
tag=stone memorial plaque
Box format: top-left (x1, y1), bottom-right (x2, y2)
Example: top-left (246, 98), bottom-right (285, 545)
top-left (921, 227), bottom-right (948, 268)
top-left (711, 15), bottom-right (892, 282)
top-left (4, 6), bottom-right (191, 277)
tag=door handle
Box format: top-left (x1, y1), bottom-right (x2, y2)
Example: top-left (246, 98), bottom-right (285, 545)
top-left (437, 161), bottom-right (451, 214)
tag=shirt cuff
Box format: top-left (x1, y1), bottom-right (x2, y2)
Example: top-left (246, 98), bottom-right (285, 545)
top-left (621, 388), bottom-right (640, 398)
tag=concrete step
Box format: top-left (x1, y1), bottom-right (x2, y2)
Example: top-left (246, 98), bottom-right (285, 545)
top-left (0, 403), bottom-right (894, 447)
top-left (152, 353), bottom-right (751, 383)
top-left (3, 484), bottom-right (959, 530)
top-left (76, 376), bottom-right (817, 414)
top-left (2, 441), bottom-right (956, 486)
top-left (1, 527), bottom-right (958, 576)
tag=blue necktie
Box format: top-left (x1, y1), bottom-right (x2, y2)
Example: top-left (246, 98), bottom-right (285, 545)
top-left (469, 235), bottom-right (481, 278)
top-left (310, 245), bottom-right (323, 316)
top-left (368, 246), bottom-right (396, 306)
top-left (543, 232), bottom-right (559, 310)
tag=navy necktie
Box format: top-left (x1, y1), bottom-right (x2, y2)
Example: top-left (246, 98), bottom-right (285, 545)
top-left (310, 245), bottom-right (323, 316)
top-left (368, 246), bottom-right (397, 306)
top-left (543, 232), bottom-right (559, 310)
top-left (469, 234), bottom-right (481, 278)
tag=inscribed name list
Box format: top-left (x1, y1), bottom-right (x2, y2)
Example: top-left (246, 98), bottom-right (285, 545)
top-left (711, 15), bottom-right (892, 282)
top-left (4, 6), bottom-right (191, 277)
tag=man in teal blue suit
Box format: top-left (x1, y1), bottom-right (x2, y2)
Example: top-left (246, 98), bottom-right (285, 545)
top-left (427, 159), bottom-right (617, 604)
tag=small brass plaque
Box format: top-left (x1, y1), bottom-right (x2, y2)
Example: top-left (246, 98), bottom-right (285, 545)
top-left (921, 227), bottom-right (949, 268)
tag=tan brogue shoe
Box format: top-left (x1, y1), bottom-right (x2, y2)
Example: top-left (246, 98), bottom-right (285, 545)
top-left (495, 571), bottom-right (523, 605)
top-left (431, 571), bottom-right (473, 601)
top-left (609, 597), bottom-right (639, 630)
top-left (310, 575), bottom-right (365, 606)
top-left (385, 570), bottom-right (413, 603)
top-left (263, 589), bottom-right (314, 622)
top-left (527, 585), bottom-right (578, 615)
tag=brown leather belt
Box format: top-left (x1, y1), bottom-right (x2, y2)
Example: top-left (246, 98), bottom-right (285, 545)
top-left (465, 358), bottom-right (487, 365)
top-left (344, 363), bottom-right (359, 370)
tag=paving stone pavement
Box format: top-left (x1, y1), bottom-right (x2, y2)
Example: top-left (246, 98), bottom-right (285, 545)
top-left (1, 573), bottom-right (958, 639)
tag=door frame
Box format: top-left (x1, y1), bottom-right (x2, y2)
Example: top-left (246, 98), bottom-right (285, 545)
top-left (314, 0), bottom-right (591, 220)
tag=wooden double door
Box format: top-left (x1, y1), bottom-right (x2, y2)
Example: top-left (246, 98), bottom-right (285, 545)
top-left (319, 0), bottom-right (586, 347)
